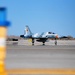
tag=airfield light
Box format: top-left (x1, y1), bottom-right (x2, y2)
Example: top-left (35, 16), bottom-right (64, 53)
top-left (0, 7), bottom-right (10, 75)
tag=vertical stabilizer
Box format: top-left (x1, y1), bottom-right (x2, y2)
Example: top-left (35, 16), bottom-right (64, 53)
top-left (24, 25), bottom-right (32, 36)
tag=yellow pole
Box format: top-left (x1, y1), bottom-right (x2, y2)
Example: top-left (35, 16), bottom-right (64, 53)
top-left (0, 27), bottom-right (7, 75)
top-left (0, 7), bottom-right (10, 75)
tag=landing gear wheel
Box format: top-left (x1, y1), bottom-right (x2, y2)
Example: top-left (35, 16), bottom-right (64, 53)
top-left (32, 38), bottom-right (34, 46)
top-left (32, 43), bottom-right (34, 45)
top-left (55, 38), bottom-right (57, 45)
top-left (43, 42), bottom-right (45, 45)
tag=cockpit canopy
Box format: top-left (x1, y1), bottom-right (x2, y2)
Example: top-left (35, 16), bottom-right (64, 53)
top-left (48, 32), bottom-right (55, 34)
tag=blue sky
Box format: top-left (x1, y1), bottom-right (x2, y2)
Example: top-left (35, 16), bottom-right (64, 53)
top-left (0, 0), bottom-right (75, 37)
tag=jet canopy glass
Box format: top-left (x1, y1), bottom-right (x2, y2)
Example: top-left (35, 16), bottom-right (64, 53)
top-left (48, 32), bottom-right (55, 34)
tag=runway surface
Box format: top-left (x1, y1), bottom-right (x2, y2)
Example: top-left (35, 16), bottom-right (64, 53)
top-left (6, 45), bottom-right (75, 69)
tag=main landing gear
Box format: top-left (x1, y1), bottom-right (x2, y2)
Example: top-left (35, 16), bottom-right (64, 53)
top-left (42, 42), bottom-right (45, 45)
top-left (32, 39), bottom-right (45, 46)
top-left (32, 38), bottom-right (34, 45)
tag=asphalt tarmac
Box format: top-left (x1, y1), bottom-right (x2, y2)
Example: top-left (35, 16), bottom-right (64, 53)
top-left (6, 45), bottom-right (75, 69)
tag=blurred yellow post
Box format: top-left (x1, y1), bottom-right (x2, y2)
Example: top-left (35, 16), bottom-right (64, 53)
top-left (28, 39), bottom-right (32, 42)
top-left (0, 7), bottom-right (10, 75)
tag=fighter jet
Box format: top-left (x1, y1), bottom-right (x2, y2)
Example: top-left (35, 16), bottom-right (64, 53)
top-left (20, 25), bottom-right (59, 45)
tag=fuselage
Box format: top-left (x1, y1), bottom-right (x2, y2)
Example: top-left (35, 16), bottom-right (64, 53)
top-left (23, 32), bottom-right (58, 39)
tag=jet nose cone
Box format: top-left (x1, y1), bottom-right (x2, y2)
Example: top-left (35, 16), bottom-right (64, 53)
top-left (55, 34), bottom-right (59, 38)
